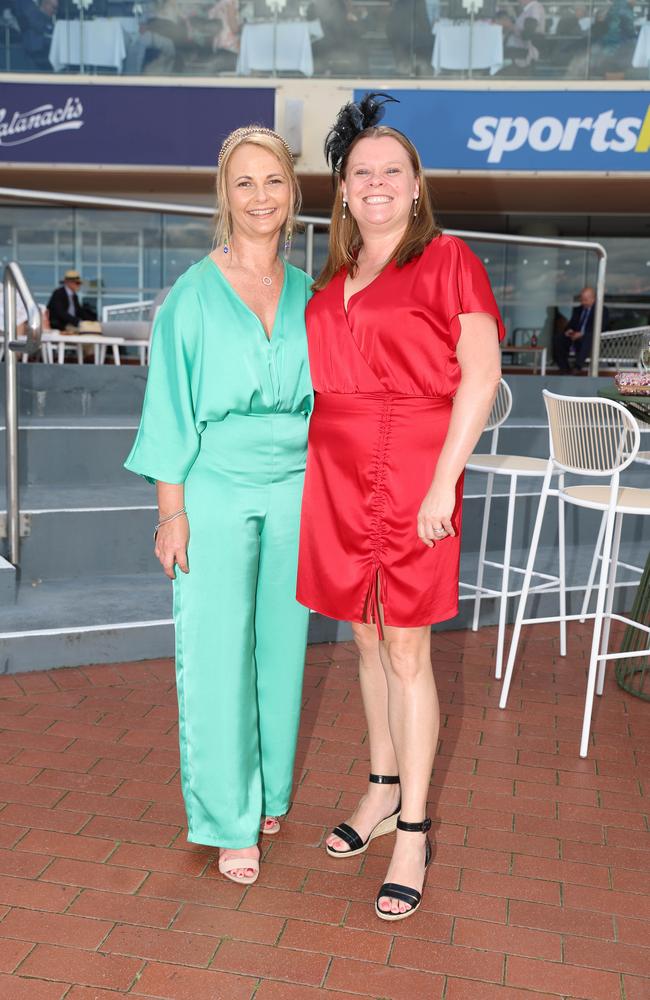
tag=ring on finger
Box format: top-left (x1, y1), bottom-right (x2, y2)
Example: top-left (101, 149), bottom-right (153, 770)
top-left (433, 528), bottom-right (446, 537)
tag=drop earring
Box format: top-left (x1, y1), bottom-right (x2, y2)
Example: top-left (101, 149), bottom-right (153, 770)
top-left (413, 197), bottom-right (419, 218)
top-left (283, 220), bottom-right (293, 259)
top-left (342, 199), bottom-right (347, 220)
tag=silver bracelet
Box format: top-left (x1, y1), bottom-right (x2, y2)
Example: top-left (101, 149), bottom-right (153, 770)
top-left (153, 506), bottom-right (186, 540)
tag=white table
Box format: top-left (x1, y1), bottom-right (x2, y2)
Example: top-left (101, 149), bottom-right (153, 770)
top-left (633, 23), bottom-right (650, 70)
top-left (237, 19), bottom-right (323, 76)
top-left (42, 331), bottom-right (125, 366)
top-left (501, 344), bottom-right (547, 375)
top-left (49, 18), bottom-right (136, 73)
top-left (432, 20), bottom-right (503, 75)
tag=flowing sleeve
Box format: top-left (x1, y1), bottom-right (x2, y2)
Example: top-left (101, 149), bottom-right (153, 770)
top-left (446, 237), bottom-right (506, 346)
top-left (124, 282), bottom-right (204, 485)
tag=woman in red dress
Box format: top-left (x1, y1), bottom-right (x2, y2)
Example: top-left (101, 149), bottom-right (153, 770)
top-left (297, 95), bottom-right (505, 921)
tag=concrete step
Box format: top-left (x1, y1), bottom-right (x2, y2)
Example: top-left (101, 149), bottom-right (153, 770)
top-left (2, 506), bottom-right (156, 581)
top-left (0, 420), bottom-right (552, 488)
top-left (1, 468), bottom-right (647, 582)
top-left (0, 365), bottom-right (147, 419)
top-left (0, 542), bottom-right (641, 671)
top-left (0, 556), bottom-right (16, 604)
top-left (0, 572), bottom-right (172, 674)
top-left (0, 420), bottom-right (138, 487)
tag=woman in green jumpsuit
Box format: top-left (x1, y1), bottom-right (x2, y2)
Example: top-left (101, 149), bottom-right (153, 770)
top-left (125, 127), bottom-right (312, 885)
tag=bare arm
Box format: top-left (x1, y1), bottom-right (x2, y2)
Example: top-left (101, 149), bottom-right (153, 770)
top-left (155, 481), bottom-right (189, 579)
top-left (417, 313), bottom-right (502, 547)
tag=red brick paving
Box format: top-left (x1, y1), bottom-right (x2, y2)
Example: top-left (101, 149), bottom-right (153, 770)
top-left (0, 623), bottom-right (647, 998)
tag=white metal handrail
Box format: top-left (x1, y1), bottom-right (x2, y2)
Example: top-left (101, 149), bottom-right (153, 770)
top-left (0, 186), bottom-right (607, 374)
top-left (2, 262), bottom-right (42, 566)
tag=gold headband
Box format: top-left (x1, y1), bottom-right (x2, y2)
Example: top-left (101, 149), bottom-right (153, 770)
top-left (218, 126), bottom-right (293, 166)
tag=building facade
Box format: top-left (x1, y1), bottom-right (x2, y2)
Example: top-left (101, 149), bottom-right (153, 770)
top-left (2, 3), bottom-right (650, 346)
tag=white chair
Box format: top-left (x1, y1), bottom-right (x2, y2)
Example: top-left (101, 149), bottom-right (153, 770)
top-left (579, 411), bottom-right (650, 620)
top-left (101, 287), bottom-right (169, 365)
top-left (462, 379), bottom-right (562, 679)
top-left (499, 390), bottom-right (650, 758)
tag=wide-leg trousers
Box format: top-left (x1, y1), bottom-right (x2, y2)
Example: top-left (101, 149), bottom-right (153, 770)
top-left (173, 412), bottom-right (310, 849)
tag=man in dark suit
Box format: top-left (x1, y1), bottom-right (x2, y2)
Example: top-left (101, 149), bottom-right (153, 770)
top-left (47, 270), bottom-right (97, 331)
top-left (553, 286), bottom-right (609, 374)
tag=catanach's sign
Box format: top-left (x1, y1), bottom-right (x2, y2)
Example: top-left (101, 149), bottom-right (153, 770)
top-left (0, 83), bottom-right (274, 167)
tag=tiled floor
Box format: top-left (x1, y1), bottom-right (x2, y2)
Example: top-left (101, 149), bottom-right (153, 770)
top-left (0, 622), bottom-right (648, 999)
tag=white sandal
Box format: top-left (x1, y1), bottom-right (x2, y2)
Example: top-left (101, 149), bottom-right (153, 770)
top-left (260, 816), bottom-right (281, 835)
top-left (218, 851), bottom-right (259, 885)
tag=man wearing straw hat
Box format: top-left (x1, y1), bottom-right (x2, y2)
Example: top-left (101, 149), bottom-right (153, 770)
top-left (47, 270), bottom-right (97, 332)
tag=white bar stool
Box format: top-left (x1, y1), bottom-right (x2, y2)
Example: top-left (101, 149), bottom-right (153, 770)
top-left (499, 390), bottom-right (650, 758)
top-left (580, 412), bottom-right (650, 618)
top-left (463, 379), bottom-right (562, 679)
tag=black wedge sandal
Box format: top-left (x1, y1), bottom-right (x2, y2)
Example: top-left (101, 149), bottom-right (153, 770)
top-left (374, 817), bottom-right (432, 922)
top-left (325, 773), bottom-right (400, 859)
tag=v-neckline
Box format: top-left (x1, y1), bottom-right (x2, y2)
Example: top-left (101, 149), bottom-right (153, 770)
top-left (208, 255), bottom-right (287, 342)
top-left (342, 261), bottom-right (390, 317)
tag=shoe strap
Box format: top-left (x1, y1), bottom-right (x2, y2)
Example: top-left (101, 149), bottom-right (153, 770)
top-left (397, 818), bottom-right (432, 833)
top-left (369, 773), bottom-right (400, 784)
top-left (376, 881), bottom-right (422, 907)
top-left (331, 822), bottom-right (364, 852)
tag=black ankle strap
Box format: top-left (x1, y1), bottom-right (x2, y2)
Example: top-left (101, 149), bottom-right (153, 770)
top-left (397, 818), bottom-right (431, 833)
top-left (369, 773), bottom-right (400, 784)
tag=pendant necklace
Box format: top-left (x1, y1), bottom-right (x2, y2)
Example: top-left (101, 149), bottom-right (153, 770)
top-left (223, 244), bottom-right (276, 286)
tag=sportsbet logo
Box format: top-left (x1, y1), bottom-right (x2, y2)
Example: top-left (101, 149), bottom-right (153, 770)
top-left (468, 106), bottom-right (650, 164)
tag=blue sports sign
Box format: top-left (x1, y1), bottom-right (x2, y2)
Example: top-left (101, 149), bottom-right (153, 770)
top-left (356, 89), bottom-right (650, 173)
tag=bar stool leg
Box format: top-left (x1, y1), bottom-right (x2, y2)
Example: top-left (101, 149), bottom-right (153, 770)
top-left (112, 345), bottom-right (121, 366)
top-left (558, 474), bottom-right (567, 657)
top-left (580, 500), bottom-right (618, 758)
top-left (472, 470), bottom-right (494, 633)
top-left (596, 512), bottom-right (623, 697)
top-left (580, 511), bottom-right (606, 623)
top-left (499, 463), bottom-right (554, 709)
top-left (495, 474), bottom-right (517, 680)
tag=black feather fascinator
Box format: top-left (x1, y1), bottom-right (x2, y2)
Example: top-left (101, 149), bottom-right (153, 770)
top-left (324, 92), bottom-right (399, 175)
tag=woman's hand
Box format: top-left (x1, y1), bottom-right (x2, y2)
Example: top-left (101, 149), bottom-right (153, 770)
top-left (154, 515), bottom-right (190, 579)
top-left (417, 483), bottom-right (457, 548)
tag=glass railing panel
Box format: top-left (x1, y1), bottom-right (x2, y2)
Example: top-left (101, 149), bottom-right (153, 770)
top-left (1, 2), bottom-right (646, 80)
top-left (586, 234), bottom-right (650, 329)
top-left (161, 214), bottom-right (214, 287)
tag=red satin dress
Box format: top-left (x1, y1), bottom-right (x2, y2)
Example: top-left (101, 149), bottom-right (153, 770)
top-left (297, 234), bottom-right (505, 633)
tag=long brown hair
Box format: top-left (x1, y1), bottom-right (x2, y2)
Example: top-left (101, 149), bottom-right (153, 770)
top-left (313, 126), bottom-right (440, 292)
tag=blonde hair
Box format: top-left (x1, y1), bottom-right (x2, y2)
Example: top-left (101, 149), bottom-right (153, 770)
top-left (215, 126), bottom-right (302, 250)
top-left (313, 126), bottom-right (440, 292)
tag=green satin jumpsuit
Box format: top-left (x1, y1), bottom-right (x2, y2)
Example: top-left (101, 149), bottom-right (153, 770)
top-left (124, 256), bottom-right (313, 849)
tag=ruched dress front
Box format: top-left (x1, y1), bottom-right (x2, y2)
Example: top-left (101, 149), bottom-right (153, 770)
top-left (297, 234), bottom-right (505, 631)
top-left (125, 256), bottom-right (313, 848)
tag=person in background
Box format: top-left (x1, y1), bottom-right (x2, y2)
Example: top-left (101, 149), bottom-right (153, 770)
top-left (503, 0), bottom-right (547, 70)
top-left (208, 0), bottom-right (240, 70)
top-left (553, 285), bottom-right (610, 373)
top-left (312, 0), bottom-right (368, 74)
top-left (13, 0), bottom-right (57, 71)
top-left (386, 0), bottom-right (432, 75)
top-left (141, 0), bottom-right (193, 73)
top-left (47, 270), bottom-right (97, 332)
top-left (590, 0), bottom-right (636, 76)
